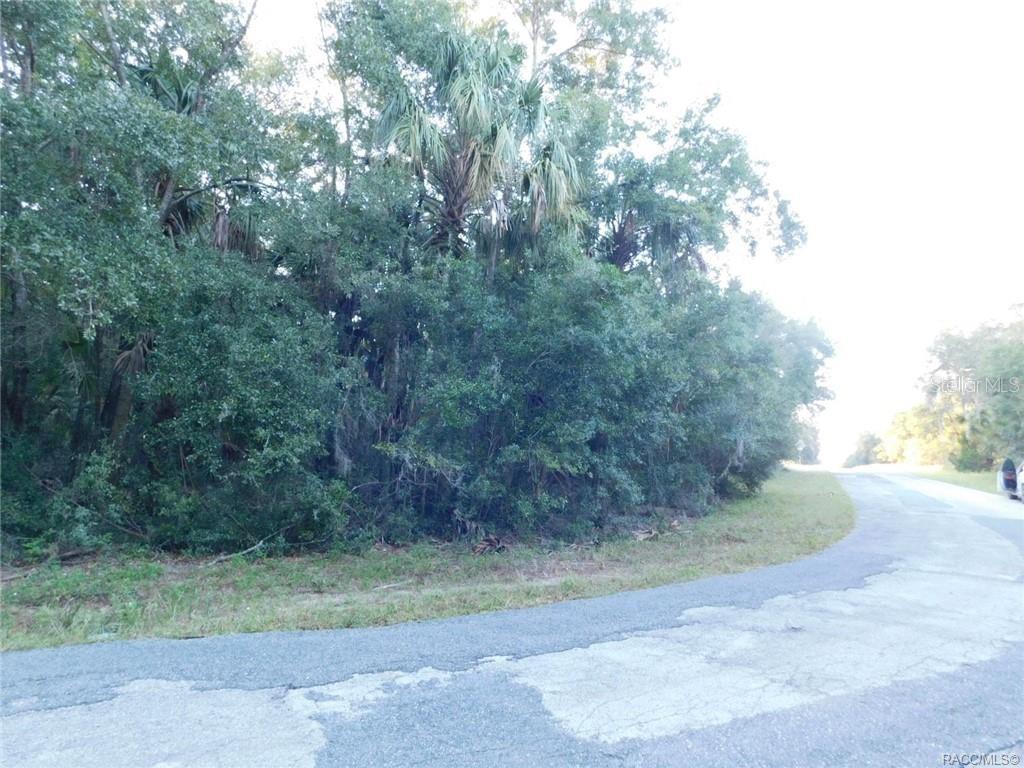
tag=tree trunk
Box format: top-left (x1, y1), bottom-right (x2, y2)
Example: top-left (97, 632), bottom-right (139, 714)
top-left (2, 271), bottom-right (30, 429)
top-left (429, 150), bottom-right (472, 255)
top-left (99, 2), bottom-right (129, 87)
top-left (156, 172), bottom-right (177, 226)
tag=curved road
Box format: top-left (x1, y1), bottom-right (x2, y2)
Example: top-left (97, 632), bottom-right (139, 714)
top-left (2, 472), bottom-right (1022, 767)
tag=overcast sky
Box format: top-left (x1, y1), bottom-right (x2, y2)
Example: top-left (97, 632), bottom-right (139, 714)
top-left (248, 0), bottom-right (1023, 464)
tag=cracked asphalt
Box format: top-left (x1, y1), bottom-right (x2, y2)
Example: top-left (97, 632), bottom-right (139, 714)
top-left (2, 471), bottom-right (1022, 767)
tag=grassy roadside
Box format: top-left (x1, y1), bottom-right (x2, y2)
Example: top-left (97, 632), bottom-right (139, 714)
top-left (912, 469), bottom-right (995, 494)
top-left (1, 469), bottom-right (855, 651)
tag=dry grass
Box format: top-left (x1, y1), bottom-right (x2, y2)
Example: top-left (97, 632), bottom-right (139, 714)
top-left (1, 469), bottom-right (855, 651)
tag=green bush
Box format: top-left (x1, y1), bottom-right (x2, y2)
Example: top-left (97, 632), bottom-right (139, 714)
top-left (0, 0), bottom-right (831, 556)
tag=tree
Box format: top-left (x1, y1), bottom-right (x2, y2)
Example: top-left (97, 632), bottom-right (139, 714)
top-left (881, 314), bottom-right (1024, 469)
top-left (844, 433), bottom-right (884, 468)
top-left (1, 0), bottom-right (341, 554)
top-left (371, 24), bottom-right (580, 263)
top-left (2, 0), bottom-right (829, 557)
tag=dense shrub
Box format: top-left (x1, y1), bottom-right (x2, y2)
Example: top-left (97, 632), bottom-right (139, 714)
top-left (1, 0), bottom-right (830, 557)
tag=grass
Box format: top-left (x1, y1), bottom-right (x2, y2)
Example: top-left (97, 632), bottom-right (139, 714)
top-left (912, 468), bottom-right (996, 494)
top-left (0, 469), bottom-right (855, 651)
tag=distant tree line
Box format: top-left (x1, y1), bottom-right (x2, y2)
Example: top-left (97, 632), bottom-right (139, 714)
top-left (1, 0), bottom-right (830, 557)
top-left (845, 316), bottom-right (1023, 469)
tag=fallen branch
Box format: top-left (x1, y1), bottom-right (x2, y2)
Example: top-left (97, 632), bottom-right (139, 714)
top-left (1, 567), bottom-right (39, 583)
top-left (373, 579), bottom-right (414, 591)
top-left (1, 550), bottom-right (94, 582)
top-left (199, 524), bottom-right (293, 568)
top-left (472, 535), bottom-right (506, 555)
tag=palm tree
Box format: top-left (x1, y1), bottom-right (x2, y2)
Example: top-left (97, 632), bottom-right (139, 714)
top-left (378, 31), bottom-right (580, 261)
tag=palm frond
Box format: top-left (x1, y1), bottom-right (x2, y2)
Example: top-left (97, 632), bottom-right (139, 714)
top-left (114, 332), bottom-right (155, 375)
top-left (518, 78), bottom-right (545, 136)
top-left (445, 72), bottom-right (493, 135)
top-left (522, 139), bottom-right (582, 232)
top-left (492, 123), bottom-right (517, 173)
top-left (378, 94), bottom-right (448, 173)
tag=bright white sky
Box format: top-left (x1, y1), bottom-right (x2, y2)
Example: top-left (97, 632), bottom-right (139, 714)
top-left (247, 0), bottom-right (1023, 465)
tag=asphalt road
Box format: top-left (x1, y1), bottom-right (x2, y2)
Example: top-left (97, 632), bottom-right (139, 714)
top-left (2, 471), bottom-right (1022, 767)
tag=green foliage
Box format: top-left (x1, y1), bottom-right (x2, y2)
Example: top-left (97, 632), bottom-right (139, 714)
top-left (792, 419), bottom-right (821, 464)
top-left (3, 470), bottom-right (852, 650)
top-left (2, 0), bottom-right (831, 558)
top-left (880, 315), bottom-right (1023, 469)
top-left (879, 405), bottom-right (952, 465)
top-left (844, 432), bottom-right (884, 468)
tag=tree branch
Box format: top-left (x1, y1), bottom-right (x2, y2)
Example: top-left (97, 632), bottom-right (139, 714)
top-left (171, 177), bottom-right (288, 207)
top-left (199, 523), bottom-right (294, 568)
top-left (199, 0), bottom-right (259, 89)
top-left (156, 171), bottom-right (178, 225)
top-left (541, 36), bottom-right (627, 70)
top-left (156, 1), bottom-right (257, 224)
top-left (99, 2), bottom-right (128, 87)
